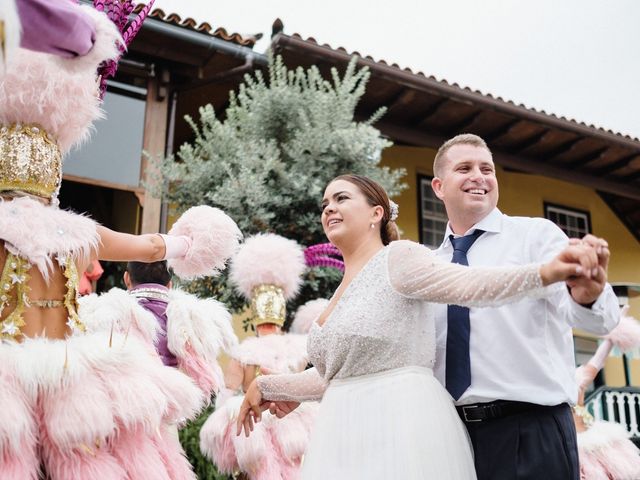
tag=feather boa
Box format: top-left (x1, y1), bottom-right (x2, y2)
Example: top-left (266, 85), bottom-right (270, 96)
top-left (0, 197), bottom-right (98, 280)
top-left (0, 7), bottom-right (121, 153)
top-left (230, 334), bottom-right (309, 374)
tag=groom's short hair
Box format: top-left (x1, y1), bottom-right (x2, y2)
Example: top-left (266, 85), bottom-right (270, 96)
top-left (433, 133), bottom-right (491, 178)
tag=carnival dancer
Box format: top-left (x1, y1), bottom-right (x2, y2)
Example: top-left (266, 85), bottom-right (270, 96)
top-left (200, 233), bottom-right (319, 480)
top-left (574, 306), bottom-right (640, 480)
top-left (237, 174), bottom-right (607, 480)
top-left (0, 1), bottom-right (242, 478)
top-left (80, 260), bottom-right (238, 399)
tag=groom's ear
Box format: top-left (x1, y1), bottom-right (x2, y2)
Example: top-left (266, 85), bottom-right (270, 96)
top-left (431, 177), bottom-right (445, 201)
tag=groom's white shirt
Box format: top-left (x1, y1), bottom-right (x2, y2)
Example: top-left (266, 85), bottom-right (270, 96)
top-left (433, 207), bottom-right (619, 406)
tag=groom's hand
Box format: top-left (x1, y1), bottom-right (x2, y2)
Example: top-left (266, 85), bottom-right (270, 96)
top-left (567, 235), bottom-right (609, 306)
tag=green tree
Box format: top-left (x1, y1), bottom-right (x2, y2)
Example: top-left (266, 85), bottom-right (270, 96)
top-left (159, 53), bottom-right (405, 315)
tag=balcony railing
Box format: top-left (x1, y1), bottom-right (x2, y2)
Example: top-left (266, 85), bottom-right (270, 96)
top-left (585, 386), bottom-right (640, 437)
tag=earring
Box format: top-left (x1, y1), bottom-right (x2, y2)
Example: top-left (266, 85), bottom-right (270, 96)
top-left (370, 223), bottom-right (375, 229)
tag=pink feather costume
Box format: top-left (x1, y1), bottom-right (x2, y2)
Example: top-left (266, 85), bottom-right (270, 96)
top-left (199, 234), bottom-right (320, 480)
top-left (575, 307), bottom-right (640, 480)
top-left (79, 286), bottom-right (239, 399)
top-left (0, 3), bottom-right (215, 478)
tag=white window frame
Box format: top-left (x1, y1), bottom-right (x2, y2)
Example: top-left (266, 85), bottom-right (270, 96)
top-left (418, 175), bottom-right (448, 248)
top-left (544, 203), bottom-right (591, 239)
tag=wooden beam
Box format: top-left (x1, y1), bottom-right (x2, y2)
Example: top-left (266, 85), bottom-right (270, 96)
top-left (593, 153), bottom-right (638, 176)
top-left (375, 121), bottom-right (640, 201)
top-left (384, 88), bottom-right (414, 115)
top-left (139, 75), bottom-right (169, 234)
top-left (533, 137), bottom-right (583, 163)
top-left (444, 110), bottom-right (483, 135)
top-left (626, 170), bottom-right (640, 183)
top-left (483, 118), bottom-right (522, 143)
top-left (411, 98), bottom-right (448, 126)
top-left (506, 129), bottom-right (550, 154)
top-left (562, 147), bottom-right (609, 169)
top-left (62, 173), bottom-right (144, 194)
top-left (598, 193), bottom-right (640, 243)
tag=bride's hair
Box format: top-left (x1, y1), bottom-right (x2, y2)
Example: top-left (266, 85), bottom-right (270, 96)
top-left (330, 174), bottom-right (400, 246)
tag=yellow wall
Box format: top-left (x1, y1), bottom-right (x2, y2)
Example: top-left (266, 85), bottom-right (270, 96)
top-left (381, 144), bottom-right (640, 388)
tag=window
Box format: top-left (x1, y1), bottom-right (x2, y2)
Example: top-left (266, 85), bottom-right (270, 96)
top-left (418, 175), bottom-right (448, 248)
top-left (63, 83), bottom-right (147, 189)
top-left (544, 203), bottom-right (591, 238)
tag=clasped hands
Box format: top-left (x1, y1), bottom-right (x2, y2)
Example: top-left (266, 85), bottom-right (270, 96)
top-left (540, 234), bottom-right (609, 306)
top-left (235, 378), bottom-right (300, 437)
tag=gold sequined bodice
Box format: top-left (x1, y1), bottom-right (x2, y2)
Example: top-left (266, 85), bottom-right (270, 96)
top-left (0, 250), bottom-right (84, 340)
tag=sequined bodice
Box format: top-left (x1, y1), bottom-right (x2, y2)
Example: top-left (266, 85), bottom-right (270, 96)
top-left (0, 197), bottom-right (97, 340)
top-left (307, 248), bottom-right (435, 380)
top-left (0, 250), bottom-right (83, 340)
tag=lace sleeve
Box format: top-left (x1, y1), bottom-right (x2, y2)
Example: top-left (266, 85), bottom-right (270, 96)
top-left (256, 367), bottom-right (328, 402)
top-left (388, 240), bottom-right (547, 307)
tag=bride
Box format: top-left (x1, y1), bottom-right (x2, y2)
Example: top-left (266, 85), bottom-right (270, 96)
top-left (236, 174), bottom-right (600, 479)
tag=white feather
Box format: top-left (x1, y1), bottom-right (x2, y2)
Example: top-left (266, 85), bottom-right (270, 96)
top-left (166, 289), bottom-right (238, 361)
top-left (230, 334), bottom-right (309, 374)
top-left (79, 288), bottom-right (159, 345)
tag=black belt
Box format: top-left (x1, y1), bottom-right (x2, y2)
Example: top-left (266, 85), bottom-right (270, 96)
top-left (456, 400), bottom-right (563, 423)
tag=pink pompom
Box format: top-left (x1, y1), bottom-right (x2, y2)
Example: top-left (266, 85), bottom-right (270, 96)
top-left (230, 234), bottom-right (305, 300)
top-left (291, 298), bottom-right (330, 334)
top-left (167, 206), bottom-right (242, 280)
top-left (605, 307), bottom-right (640, 353)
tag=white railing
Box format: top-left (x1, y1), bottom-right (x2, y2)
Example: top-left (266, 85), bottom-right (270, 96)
top-left (585, 387), bottom-right (640, 437)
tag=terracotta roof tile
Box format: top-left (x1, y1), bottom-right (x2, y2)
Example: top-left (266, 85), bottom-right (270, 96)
top-left (133, 4), bottom-right (262, 47)
top-left (283, 34), bottom-right (637, 141)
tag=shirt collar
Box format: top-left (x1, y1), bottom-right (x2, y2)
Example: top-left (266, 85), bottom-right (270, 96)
top-left (440, 207), bottom-right (503, 249)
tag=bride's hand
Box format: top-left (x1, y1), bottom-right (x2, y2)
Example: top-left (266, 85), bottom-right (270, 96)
top-left (540, 243), bottom-right (598, 286)
top-left (268, 400), bottom-right (301, 418)
top-left (236, 379), bottom-right (264, 437)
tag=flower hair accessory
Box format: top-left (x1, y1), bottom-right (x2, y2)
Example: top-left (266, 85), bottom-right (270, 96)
top-left (389, 200), bottom-right (399, 222)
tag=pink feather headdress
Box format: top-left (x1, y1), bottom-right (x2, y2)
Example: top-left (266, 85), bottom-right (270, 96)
top-left (93, 0), bottom-right (155, 97)
top-left (230, 234), bottom-right (305, 327)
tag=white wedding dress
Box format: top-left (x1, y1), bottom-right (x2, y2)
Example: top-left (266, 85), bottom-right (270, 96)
top-left (257, 240), bottom-right (546, 479)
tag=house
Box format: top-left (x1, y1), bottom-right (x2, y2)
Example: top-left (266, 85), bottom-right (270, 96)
top-left (65, 8), bottom-right (640, 425)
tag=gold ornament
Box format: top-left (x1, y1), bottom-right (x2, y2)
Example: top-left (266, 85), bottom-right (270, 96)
top-left (0, 124), bottom-right (62, 200)
top-left (250, 284), bottom-right (286, 327)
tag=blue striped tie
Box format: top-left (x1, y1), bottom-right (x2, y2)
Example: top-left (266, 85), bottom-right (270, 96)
top-left (445, 229), bottom-right (485, 400)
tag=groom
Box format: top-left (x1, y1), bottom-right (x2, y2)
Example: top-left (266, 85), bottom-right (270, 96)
top-left (430, 133), bottom-right (619, 480)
